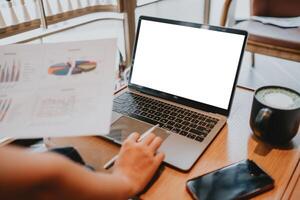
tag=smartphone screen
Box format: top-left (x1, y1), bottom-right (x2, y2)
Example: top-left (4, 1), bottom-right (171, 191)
top-left (186, 160), bottom-right (274, 200)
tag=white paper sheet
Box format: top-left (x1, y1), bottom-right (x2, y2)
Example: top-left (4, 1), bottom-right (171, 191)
top-left (251, 16), bottom-right (300, 28)
top-left (0, 39), bottom-right (117, 138)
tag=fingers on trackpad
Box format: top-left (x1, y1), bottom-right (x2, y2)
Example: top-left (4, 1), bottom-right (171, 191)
top-left (109, 116), bottom-right (169, 142)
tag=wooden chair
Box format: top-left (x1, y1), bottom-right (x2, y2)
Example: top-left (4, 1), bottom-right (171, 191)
top-left (221, 0), bottom-right (300, 66)
top-left (0, 0), bottom-right (136, 66)
top-left (40, 0), bottom-right (137, 66)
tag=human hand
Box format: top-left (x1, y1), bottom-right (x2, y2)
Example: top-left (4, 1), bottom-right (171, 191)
top-left (112, 132), bottom-right (165, 197)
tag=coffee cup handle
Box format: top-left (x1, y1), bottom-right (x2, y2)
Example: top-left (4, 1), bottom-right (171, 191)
top-left (255, 108), bottom-right (272, 133)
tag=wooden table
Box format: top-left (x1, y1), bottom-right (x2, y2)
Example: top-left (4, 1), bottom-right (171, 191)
top-left (45, 87), bottom-right (300, 200)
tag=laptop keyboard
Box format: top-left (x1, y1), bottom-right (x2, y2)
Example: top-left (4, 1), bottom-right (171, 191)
top-left (113, 92), bottom-right (219, 142)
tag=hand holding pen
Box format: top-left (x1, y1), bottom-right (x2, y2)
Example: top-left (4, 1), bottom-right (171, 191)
top-left (103, 124), bottom-right (161, 169)
top-left (104, 124), bottom-right (165, 196)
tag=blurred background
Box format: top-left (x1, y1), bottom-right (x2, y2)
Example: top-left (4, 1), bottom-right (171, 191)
top-left (0, 0), bottom-right (299, 92)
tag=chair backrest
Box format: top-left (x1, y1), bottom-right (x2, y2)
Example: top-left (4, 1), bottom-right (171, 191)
top-left (252, 0), bottom-right (300, 17)
top-left (0, 0), bottom-right (136, 66)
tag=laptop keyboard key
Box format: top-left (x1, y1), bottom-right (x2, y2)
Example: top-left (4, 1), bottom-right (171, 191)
top-left (191, 118), bottom-right (199, 124)
top-left (160, 118), bottom-right (168, 124)
top-left (150, 106), bottom-right (157, 110)
top-left (177, 114), bottom-right (184, 119)
top-left (163, 124), bottom-right (173, 130)
top-left (184, 126), bottom-right (190, 132)
top-left (161, 114), bottom-right (168, 118)
top-left (177, 109), bottom-right (185, 114)
top-left (175, 118), bottom-right (183, 123)
top-left (190, 123), bottom-right (197, 129)
top-left (208, 124), bottom-right (214, 129)
top-left (198, 116), bottom-right (205, 121)
top-left (184, 116), bottom-right (191, 121)
top-left (170, 112), bottom-right (177, 117)
top-left (168, 116), bottom-right (175, 120)
top-left (180, 131), bottom-right (188, 136)
top-left (191, 114), bottom-right (198, 119)
top-left (167, 121), bottom-right (175, 126)
top-left (154, 116), bottom-right (161, 121)
top-left (195, 136), bottom-right (204, 142)
top-left (133, 110), bottom-right (140, 115)
top-left (142, 108), bottom-right (149, 112)
top-left (164, 110), bottom-right (171, 114)
top-left (174, 123), bottom-right (182, 129)
top-left (147, 114), bottom-right (154, 118)
top-left (202, 129), bottom-right (209, 135)
top-left (170, 107), bottom-right (177, 112)
top-left (128, 113), bottom-right (160, 126)
top-left (172, 128), bottom-right (181, 134)
top-left (157, 108), bottom-right (164, 112)
top-left (185, 112), bottom-right (192, 117)
top-left (196, 125), bottom-right (205, 130)
top-left (155, 112), bottom-right (162, 116)
top-left (190, 129), bottom-right (205, 136)
top-left (182, 121), bottom-right (190, 126)
top-left (187, 134), bottom-right (196, 139)
top-left (148, 110), bottom-right (155, 114)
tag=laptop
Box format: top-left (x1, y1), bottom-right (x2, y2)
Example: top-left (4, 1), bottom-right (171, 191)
top-left (105, 16), bottom-right (248, 171)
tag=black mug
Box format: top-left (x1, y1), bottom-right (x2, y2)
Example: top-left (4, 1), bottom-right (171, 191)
top-left (250, 86), bottom-right (300, 145)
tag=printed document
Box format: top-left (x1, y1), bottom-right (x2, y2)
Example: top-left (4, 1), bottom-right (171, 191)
top-left (0, 39), bottom-right (117, 138)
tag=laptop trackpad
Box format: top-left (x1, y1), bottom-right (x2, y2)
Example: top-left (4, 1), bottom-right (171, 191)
top-left (159, 133), bottom-right (202, 171)
top-left (108, 115), bottom-right (201, 171)
top-left (107, 115), bottom-right (169, 143)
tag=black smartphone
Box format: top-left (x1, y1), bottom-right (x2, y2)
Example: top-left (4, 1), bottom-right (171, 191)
top-left (186, 159), bottom-right (274, 200)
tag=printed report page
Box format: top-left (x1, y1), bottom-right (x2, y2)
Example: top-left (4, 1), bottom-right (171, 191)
top-left (0, 39), bottom-right (117, 138)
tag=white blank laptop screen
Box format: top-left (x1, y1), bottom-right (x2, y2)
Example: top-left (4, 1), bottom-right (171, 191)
top-left (130, 20), bottom-right (245, 110)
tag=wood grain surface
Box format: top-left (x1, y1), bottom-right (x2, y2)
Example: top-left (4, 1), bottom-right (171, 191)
top-left (45, 88), bottom-right (300, 200)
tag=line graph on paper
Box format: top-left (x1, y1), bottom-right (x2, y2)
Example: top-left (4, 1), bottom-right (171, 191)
top-left (0, 60), bottom-right (21, 84)
top-left (0, 98), bottom-right (12, 123)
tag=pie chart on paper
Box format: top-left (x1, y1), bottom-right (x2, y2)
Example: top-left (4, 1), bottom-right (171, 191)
top-left (72, 60), bottom-right (97, 75)
top-left (48, 62), bottom-right (71, 76)
top-left (48, 61), bottom-right (97, 76)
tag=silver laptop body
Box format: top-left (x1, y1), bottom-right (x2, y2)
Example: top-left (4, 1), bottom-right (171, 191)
top-left (104, 16), bottom-right (248, 171)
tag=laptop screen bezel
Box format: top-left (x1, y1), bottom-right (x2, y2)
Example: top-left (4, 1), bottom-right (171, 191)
top-left (128, 16), bottom-right (248, 116)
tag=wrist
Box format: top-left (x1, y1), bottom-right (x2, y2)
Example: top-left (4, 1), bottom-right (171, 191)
top-left (111, 171), bottom-right (136, 199)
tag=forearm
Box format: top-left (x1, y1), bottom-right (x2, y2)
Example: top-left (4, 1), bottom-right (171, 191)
top-left (0, 131), bottom-right (164, 200)
top-left (0, 146), bottom-right (131, 200)
top-left (0, 146), bottom-right (66, 200)
top-left (56, 159), bottom-right (133, 200)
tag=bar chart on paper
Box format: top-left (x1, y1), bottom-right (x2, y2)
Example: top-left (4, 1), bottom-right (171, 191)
top-left (0, 98), bottom-right (12, 122)
top-left (0, 61), bottom-right (21, 83)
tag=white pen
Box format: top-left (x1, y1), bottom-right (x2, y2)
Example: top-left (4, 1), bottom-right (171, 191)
top-left (103, 124), bottom-right (160, 169)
